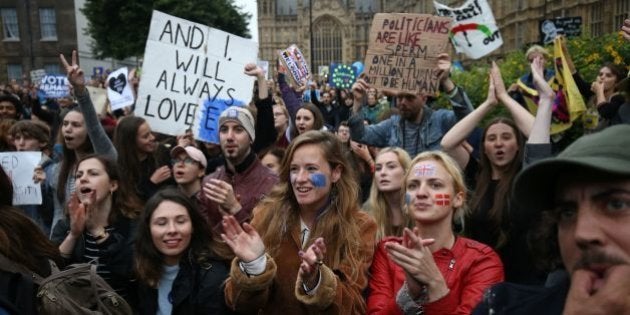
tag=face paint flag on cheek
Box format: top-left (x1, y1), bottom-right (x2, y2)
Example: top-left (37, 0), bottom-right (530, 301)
top-left (310, 173), bottom-right (327, 188)
top-left (435, 194), bottom-right (450, 206)
top-left (414, 164), bottom-right (437, 177)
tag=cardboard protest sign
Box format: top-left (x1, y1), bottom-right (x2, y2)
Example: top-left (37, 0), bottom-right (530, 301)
top-left (30, 69), bottom-right (46, 85)
top-left (363, 13), bottom-right (451, 95)
top-left (0, 152), bottom-right (42, 205)
top-left (434, 0), bottom-right (502, 59)
top-left (279, 44), bottom-right (310, 86)
top-left (106, 67), bottom-right (135, 110)
top-left (329, 63), bottom-right (356, 89)
top-left (39, 75), bottom-right (70, 98)
top-left (136, 10), bottom-right (257, 142)
top-left (86, 86), bottom-right (108, 114)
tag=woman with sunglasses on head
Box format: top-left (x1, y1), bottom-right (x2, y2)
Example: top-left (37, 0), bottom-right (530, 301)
top-left (367, 151), bottom-right (504, 315)
top-left (221, 130), bottom-right (376, 314)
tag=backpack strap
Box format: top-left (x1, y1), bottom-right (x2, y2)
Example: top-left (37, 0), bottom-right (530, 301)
top-left (88, 263), bottom-right (110, 313)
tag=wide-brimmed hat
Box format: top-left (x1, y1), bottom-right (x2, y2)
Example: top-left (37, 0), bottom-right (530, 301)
top-left (513, 125), bottom-right (630, 212)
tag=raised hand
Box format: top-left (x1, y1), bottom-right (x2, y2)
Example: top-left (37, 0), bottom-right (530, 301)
top-left (531, 56), bottom-right (554, 99)
top-left (150, 165), bottom-right (172, 185)
top-left (490, 61), bottom-right (509, 101)
top-left (59, 50), bottom-right (86, 92)
top-left (203, 178), bottom-right (242, 214)
top-left (622, 19), bottom-right (630, 42)
top-left (385, 228), bottom-right (448, 302)
top-left (486, 74), bottom-right (498, 106)
top-left (221, 215), bottom-right (265, 262)
top-left (244, 63), bottom-right (264, 77)
top-left (68, 193), bottom-right (87, 237)
top-left (298, 237), bottom-right (327, 286)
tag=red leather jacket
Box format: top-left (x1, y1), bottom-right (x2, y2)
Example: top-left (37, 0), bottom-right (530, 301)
top-left (197, 153), bottom-right (278, 235)
top-left (367, 236), bottom-right (504, 315)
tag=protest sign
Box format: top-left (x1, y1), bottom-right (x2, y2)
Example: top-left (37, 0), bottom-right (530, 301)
top-left (329, 63), bottom-right (356, 89)
top-left (539, 17), bottom-right (582, 44)
top-left (0, 152), bottom-right (42, 205)
top-left (86, 86), bottom-right (108, 114)
top-left (279, 44), bottom-right (310, 86)
top-left (363, 13), bottom-right (451, 95)
top-left (136, 10), bottom-right (257, 142)
top-left (106, 67), bottom-right (135, 110)
top-left (30, 69), bottom-right (46, 85)
top-left (434, 0), bottom-right (502, 59)
top-left (39, 75), bottom-right (70, 98)
top-left (257, 60), bottom-right (270, 80)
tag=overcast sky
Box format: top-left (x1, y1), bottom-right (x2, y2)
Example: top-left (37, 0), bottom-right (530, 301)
top-left (234, 0), bottom-right (259, 42)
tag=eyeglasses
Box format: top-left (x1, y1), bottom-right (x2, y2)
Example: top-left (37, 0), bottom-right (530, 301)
top-left (171, 157), bottom-right (198, 165)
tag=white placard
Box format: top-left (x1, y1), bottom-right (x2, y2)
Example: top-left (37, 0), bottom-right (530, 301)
top-left (136, 10), bottom-right (258, 142)
top-left (0, 152), bottom-right (42, 205)
top-left (86, 86), bottom-right (108, 114)
top-left (434, 0), bottom-right (503, 59)
top-left (106, 67), bottom-right (135, 110)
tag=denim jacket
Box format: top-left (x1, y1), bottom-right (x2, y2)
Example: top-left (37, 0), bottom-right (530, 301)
top-left (349, 85), bottom-right (474, 157)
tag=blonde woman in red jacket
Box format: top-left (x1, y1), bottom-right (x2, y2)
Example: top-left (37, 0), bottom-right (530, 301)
top-left (367, 151), bottom-right (504, 315)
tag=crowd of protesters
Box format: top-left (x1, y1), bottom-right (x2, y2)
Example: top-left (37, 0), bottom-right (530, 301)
top-left (0, 19), bottom-right (629, 315)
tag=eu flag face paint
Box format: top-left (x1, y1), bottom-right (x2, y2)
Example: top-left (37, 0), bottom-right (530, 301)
top-left (310, 173), bottom-right (327, 188)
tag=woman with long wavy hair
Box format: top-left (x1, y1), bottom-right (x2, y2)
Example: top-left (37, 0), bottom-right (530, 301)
top-left (364, 147), bottom-right (412, 241)
top-left (221, 130), bottom-right (376, 314)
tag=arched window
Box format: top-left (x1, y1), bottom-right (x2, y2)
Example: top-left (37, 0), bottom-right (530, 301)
top-left (312, 16), bottom-right (342, 71)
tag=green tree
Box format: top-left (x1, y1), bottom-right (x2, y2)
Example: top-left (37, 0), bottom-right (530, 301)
top-left (82, 0), bottom-right (251, 60)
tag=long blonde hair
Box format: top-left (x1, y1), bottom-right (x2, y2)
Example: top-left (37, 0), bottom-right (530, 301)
top-left (365, 147), bottom-right (412, 240)
top-left (404, 151), bottom-right (469, 225)
top-left (254, 131), bottom-right (363, 280)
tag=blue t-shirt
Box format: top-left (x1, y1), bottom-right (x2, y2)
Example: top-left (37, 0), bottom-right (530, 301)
top-left (157, 264), bottom-right (180, 315)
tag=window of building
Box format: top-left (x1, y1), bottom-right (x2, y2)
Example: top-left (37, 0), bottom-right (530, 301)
top-left (591, 5), bottom-right (603, 37)
top-left (614, 0), bottom-right (629, 33)
top-left (7, 64), bottom-right (22, 81)
top-left (44, 64), bottom-right (60, 75)
top-left (39, 8), bottom-right (57, 40)
top-left (312, 16), bottom-right (342, 71)
top-left (276, 0), bottom-right (297, 15)
top-left (1, 8), bottom-right (19, 40)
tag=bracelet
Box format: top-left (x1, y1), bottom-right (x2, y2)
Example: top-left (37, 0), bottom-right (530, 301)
top-left (396, 282), bottom-right (428, 315)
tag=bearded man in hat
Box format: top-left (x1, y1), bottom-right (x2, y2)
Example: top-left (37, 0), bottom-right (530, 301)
top-left (198, 106), bottom-right (279, 256)
top-left (474, 124), bottom-right (630, 314)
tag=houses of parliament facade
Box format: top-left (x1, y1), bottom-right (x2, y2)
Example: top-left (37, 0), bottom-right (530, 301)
top-left (257, 0), bottom-right (629, 72)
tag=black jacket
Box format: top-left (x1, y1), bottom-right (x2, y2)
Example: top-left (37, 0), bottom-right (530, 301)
top-left (137, 256), bottom-right (233, 314)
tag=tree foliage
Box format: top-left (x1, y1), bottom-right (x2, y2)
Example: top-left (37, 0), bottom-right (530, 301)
top-left (82, 0), bottom-right (251, 60)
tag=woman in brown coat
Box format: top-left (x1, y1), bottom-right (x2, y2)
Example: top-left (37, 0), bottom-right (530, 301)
top-left (221, 130), bottom-right (376, 314)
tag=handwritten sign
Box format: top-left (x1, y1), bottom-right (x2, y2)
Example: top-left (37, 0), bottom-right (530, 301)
top-left (257, 60), bottom-right (269, 80)
top-left (86, 86), bottom-right (108, 113)
top-left (106, 67), bottom-right (135, 110)
top-left (30, 69), bottom-right (46, 85)
top-left (279, 44), bottom-right (310, 86)
top-left (0, 152), bottom-right (42, 205)
top-left (539, 17), bottom-right (582, 44)
top-left (39, 75), bottom-right (70, 98)
top-left (434, 0), bottom-right (502, 59)
top-left (363, 13), bottom-right (451, 95)
top-left (136, 10), bottom-right (257, 142)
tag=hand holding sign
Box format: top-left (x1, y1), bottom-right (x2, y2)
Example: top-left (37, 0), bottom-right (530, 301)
top-left (59, 50), bottom-right (86, 94)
